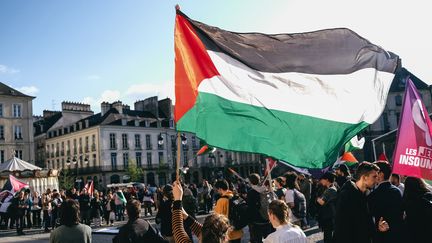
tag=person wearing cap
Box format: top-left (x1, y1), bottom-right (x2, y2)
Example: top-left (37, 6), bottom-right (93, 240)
top-left (316, 172), bottom-right (337, 243)
top-left (334, 164), bottom-right (351, 189)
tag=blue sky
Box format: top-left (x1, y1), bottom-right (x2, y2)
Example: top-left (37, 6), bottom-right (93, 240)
top-left (1, 0), bottom-right (431, 115)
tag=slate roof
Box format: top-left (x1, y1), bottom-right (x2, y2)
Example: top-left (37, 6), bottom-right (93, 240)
top-left (0, 82), bottom-right (34, 98)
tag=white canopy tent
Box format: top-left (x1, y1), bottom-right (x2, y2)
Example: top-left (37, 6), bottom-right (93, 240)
top-left (0, 156), bottom-right (42, 171)
top-left (0, 157), bottom-right (59, 194)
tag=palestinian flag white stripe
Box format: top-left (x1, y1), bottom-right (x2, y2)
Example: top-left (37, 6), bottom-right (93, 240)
top-left (199, 51), bottom-right (395, 124)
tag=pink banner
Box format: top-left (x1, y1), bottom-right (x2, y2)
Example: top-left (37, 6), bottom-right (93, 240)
top-left (392, 79), bottom-right (432, 180)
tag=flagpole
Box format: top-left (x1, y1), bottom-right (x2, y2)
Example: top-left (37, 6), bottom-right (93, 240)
top-left (176, 132), bottom-right (181, 181)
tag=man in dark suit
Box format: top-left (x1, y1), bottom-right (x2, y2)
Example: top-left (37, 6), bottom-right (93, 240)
top-left (333, 162), bottom-right (389, 243)
top-left (368, 161), bottom-right (403, 243)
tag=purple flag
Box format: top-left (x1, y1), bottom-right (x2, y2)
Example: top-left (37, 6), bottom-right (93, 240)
top-left (392, 79), bottom-right (432, 180)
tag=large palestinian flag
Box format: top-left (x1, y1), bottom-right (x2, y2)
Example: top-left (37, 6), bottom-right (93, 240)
top-left (174, 10), bottom-right (399, 169)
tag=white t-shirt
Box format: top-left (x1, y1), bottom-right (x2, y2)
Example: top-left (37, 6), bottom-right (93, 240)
top-left (264, 224), bottom-right (307, 243)
top-left (284, 189), bottom-right (299, 223)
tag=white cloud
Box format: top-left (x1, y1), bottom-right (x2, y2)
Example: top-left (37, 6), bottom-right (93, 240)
top-left (85, 75), bottom-right (101, 80)
top-left (16, 86), bottom-right (39, 96)
top-left (125, 81), bottom-right (174, 101)
top-left (0, 64), bottom-right (20, 74)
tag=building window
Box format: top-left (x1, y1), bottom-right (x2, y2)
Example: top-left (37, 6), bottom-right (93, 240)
top-left (16, 150), bottom-right (23, 159)
top-left (79, 138), bottom-right (83, 153)
top-left (46, 145), bottom-right (50, 159)
top-left (136, 152), bottom-right (142, 167)
top-left (395, 94), bottom-right (402, 106)
top-left (13, 104), bottom-right (22, 117)
top-left (109, 133), bottom-right (116, 149)
top-left (135, 134), bottom-right (141, 149)
top-left (51, 144), bottom-right (54, 157)
top-left (0, 150), bottom-right (4, 163)
top-left (67, 140), bottom-right (71, 156)
top-left (56, 143), bottom-right (60, 157)
top-left (147, 152), bottom-right (152, 167)
top-left (159, 151), bottom-right (164, 164)
top-left (0, 104), bottom-right (3, 117)
top-left (240, 153), bottom-right (247, 162)
top-left (92, 154), bottom-right (97, 166)
top-left (85, 136), bottom-right (89, 152)
top-left (61, 141), bottom-right (65, 156)
top-left (183, 151), bottom-right (188, 164)
top-left (92, 134), bottom-right (96, 151)
top-left (73, 139), bottom-right (77, 154)
top-left (14, 125), bottom-right (23, 140)
top-left (192, 136), bottom-right (197, 149)
top-left (111, 153), bottom-right (117, 169)
top-left (123, 152), bottom-right (129, 168)
top-left (171, 135), bottom-right (176, 149)
top-left (382, 112), bottom-right (389, 131)
top-left (146, 135), bottom-right (152, 149)
top-left (122, 134), bottom-right (128, 149)
top-left (396, 112), bottom-right (401, 126)
top-left (0, 125), bottom-right (4, 139)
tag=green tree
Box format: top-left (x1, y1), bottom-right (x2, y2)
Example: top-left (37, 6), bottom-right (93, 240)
top-left (127, 162), bottom-right (143, 182)
top-left (59, 168), bottom-right (75, 190)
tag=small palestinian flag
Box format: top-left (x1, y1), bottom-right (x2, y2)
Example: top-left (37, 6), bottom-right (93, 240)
top-left (196, 145), bottom-right (216, 156)
top-left (340, 152), bottom-right (358, 167)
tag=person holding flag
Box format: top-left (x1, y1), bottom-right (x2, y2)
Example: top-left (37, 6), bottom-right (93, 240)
top-left (11, 190), bottom-right (28, 235)
top-left (113, 187), bottom-right (126, 221)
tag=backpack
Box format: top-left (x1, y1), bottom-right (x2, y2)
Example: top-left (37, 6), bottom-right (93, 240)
top-left (221, 195), bottom-right (249, 230)
top-left (292, 189), bottom-right (306, 219)
top-left (258, 189), bottom-right (278, 221)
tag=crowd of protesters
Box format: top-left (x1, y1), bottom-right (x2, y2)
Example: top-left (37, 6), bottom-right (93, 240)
top-left (1, 160), bottom-right (432, 242)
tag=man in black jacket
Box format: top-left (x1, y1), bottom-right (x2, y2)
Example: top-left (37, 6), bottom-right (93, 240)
top-left (368, 161), bottom-right (403, 243)
top-left (333, 162), bottom-right (389, 243)
top-left (317, 172), bottom-right (337, 243)
top-left (114, 200), bottom-right (167, 243)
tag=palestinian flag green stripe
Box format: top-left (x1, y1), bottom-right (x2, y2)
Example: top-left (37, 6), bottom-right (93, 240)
top-left (177, 92), bottom-right (369, 169)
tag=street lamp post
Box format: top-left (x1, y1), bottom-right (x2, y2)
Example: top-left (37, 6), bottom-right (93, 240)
top-left (66, 155), bottom-right (89, 191)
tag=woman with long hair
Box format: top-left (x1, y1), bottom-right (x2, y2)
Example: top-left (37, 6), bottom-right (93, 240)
top-left (402, 177), bottom-right (432, 242)
top-left (49, 199), bottom-right (91, 243)
top-left (172, 181), bottom-right (231, 243)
